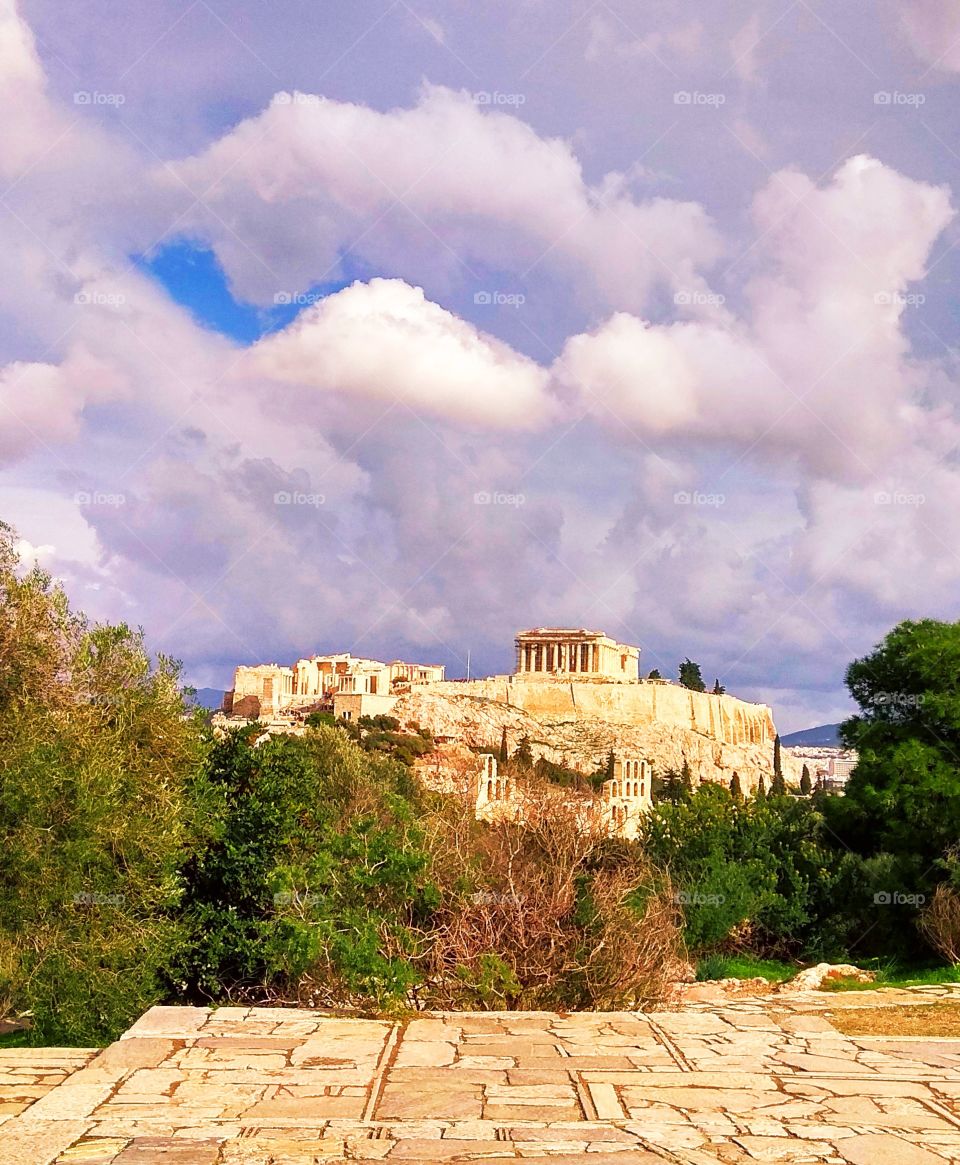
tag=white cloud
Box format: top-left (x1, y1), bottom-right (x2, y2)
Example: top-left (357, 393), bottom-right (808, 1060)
top-left (585, 14), bottom-right (704, 65)
top-left (728, 12), bottom-right (763, 84)
top-left (556, 155), bottom-right (955, 479)
top-left (247, 278), bottom-right (555, 429)
top-left (0, 349), bottom-right (127, 464)
top-left (899, 0), bottom-right (960, 72)
top-left (168, 84), bottom-right (723, 312)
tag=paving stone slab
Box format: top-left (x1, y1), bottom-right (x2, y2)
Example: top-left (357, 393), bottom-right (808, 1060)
top-left (0, 994), bottom-right (956, 1162)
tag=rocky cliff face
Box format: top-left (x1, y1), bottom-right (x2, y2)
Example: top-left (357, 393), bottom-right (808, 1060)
top-left (395, 688), bottom-right (799, 790)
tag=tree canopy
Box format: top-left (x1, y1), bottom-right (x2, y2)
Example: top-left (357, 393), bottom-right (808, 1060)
top-left (833, 618), bottom-right (960, 860)
top-left (679, 659), bottom-right (706, 692)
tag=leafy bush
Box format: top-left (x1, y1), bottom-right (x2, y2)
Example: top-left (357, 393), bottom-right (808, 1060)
top-left (0, 525), bottom-right (206, 1044)
top-left (304, 710), bottom-right (336, 728)
top-left (174, 725), bottom-right (437, 1010)
top-left (640, 781), bottom-right (858, 959)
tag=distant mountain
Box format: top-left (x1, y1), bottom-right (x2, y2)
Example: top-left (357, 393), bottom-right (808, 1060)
top-left (781, 723), bottom-right (842, 747)
top-left (186, 687), bottom-right (225, 711)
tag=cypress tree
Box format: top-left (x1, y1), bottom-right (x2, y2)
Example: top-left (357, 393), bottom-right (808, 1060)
top-left (800, 764), bottom-right (812, 795)
top-left (513, 735), bottom-right (533, 771)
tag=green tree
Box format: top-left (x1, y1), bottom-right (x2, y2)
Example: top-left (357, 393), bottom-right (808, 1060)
top-left (0, 524), bottom-right (207, 1044)
top-left (498, 726), bottom-right (509, 764)
top-left (655, 765), bottom-right (692, 805)
top-left (647, 669), bottom-right (662, 680)
top-left (679, 659), bottom-right (706, 692)
top-left (513, 735), bottom-right (534, 771)
top-left (730, 772), bottom-right (743, 802)
top-left (755, 775), bottom-right (767, 801)
top-left (712, 678), bottom-right (725, 695)
top-left (831, 619), bottom-right (960, 862)
top-left (773, 733), bottom-right (783, 778)
top-left (800, 765), bottom-right (812, 795)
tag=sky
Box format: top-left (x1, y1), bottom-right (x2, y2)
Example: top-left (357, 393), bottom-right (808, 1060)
top-left (3, 0), bottom-right (960, 732)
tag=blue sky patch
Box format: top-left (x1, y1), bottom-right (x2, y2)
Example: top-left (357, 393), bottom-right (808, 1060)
top-left (136, 240), bottom-right (356, 343)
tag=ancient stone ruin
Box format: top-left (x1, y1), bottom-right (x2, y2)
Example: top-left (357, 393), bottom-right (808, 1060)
top-left (223, 627), bottom-right (791, 790)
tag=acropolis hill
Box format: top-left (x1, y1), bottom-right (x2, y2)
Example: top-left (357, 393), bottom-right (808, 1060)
top-left (224, 627), bottom-right (793, 789)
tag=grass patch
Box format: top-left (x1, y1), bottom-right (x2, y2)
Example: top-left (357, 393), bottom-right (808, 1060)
top-left (696, 954), bottom-right (798, 983)
top-left (829, 1002), bottom-right (960, 1037)
top-left (0, 1028), bottom-right (31, 1048)
top-left (821, 960), bottom-right (960, 992)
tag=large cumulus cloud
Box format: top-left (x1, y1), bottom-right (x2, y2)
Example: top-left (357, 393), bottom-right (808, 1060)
top-left (247, 278), bottom-right (555, 429)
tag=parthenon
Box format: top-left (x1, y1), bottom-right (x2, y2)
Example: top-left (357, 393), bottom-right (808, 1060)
top-left (514, 628), bottom-right (640, 680)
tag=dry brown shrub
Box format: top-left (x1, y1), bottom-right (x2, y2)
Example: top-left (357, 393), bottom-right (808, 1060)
top-left (419, 776), bottom-right (683, 1010)
top-left (919, 883), bottom-right (960, 965)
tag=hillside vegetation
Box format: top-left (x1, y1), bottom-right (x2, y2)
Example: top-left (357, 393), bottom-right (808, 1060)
top-left (1, 523), bottom-right (958, 1044)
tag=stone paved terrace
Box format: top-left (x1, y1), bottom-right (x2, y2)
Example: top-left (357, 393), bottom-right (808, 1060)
top-left (3, 989), bottom-right (960, 1164)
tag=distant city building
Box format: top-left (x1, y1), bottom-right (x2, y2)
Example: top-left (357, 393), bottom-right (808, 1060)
top-left (784, 744), bottom-right (858, 793)
top-left (827, 755), bottom-right (857, 781)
